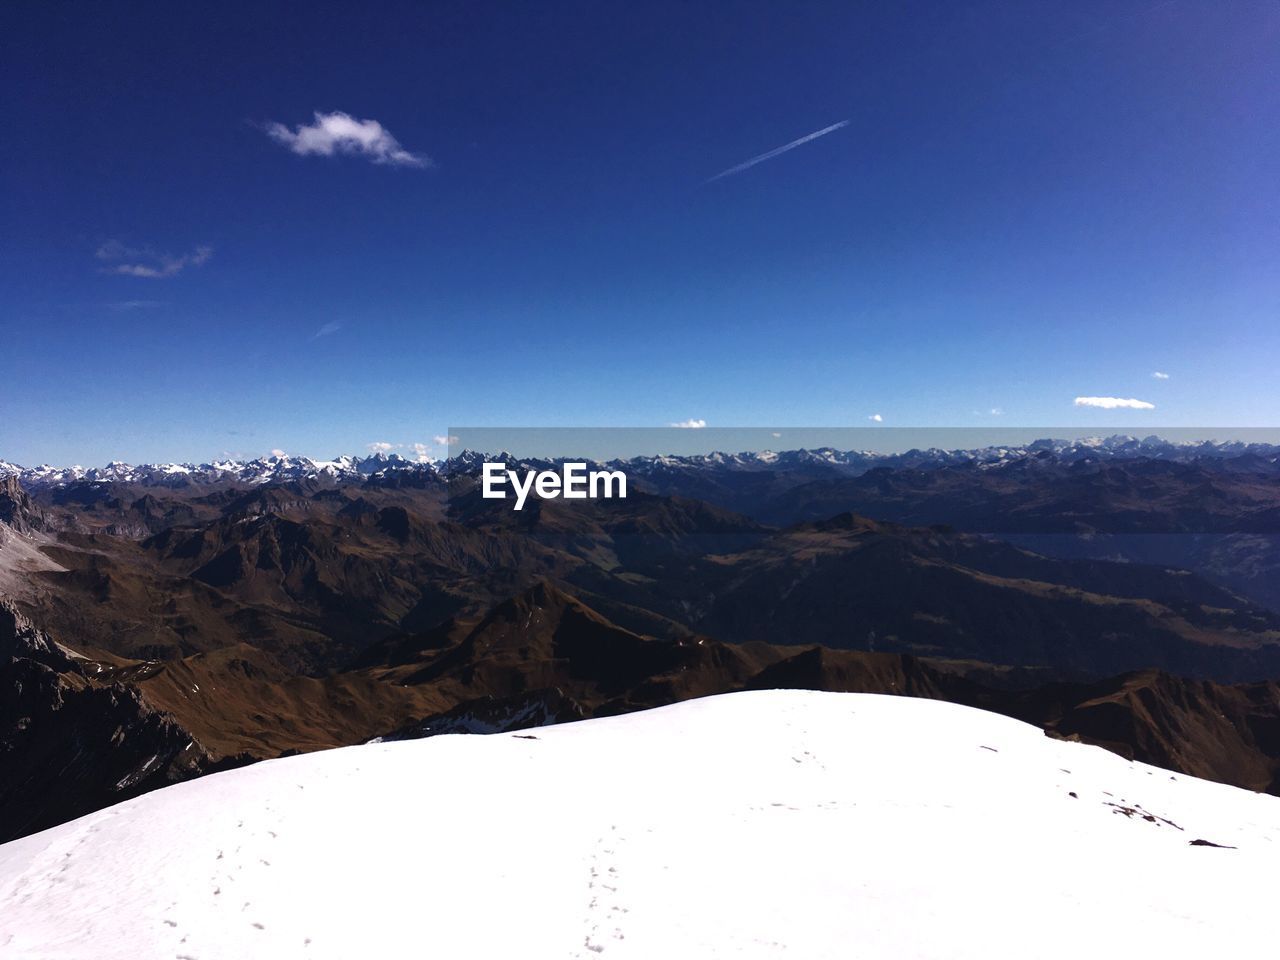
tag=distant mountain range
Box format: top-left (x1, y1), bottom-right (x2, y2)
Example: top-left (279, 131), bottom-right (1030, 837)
top-left (4, 435), bottom-right (1279, 489)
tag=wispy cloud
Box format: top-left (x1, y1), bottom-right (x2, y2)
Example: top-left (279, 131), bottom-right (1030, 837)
top-left (1074, 396), bottom-right (1156, 410)
top-left (670, 418), bottom-right (707, 429)
top-left (1152, 371), bottom-right (1170, 380)
top-left (706, 120), bottom-right (849, 183)
top-left (96, 241), bottom-right (212, 278)
top-left (270, 448), bottom-right (287, 458)
top-left (107, 299), bottom-right (167, 310)
top-left (867, 413), bottom-right (883, 422)
top-left (312, 320), bottom-right (342, 340)
top-left (264, 111), bottom-right (430, 168)
top-left (432, 434), bottom-right (459, 447)
top-left (367, 441), bottom-right (397, 453)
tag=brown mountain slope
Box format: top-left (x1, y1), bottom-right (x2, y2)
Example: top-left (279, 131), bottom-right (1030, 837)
top-left (5, 582), bottom-right (1280, 843)
top-left (360, 582), bottom-right (1280, 795)
top-left (15, 477), bottom-right (1280, 684)
top-left (363, 581), bottom-right (784, 714)
top-left (128, 644), bottom-right (450, 758)
top-left (1018, 671), bottom-right (1280, 794)
top-left (697, 513), bottom-right (1280, 680)
top-left (0, 601), bottom-right (225, 843)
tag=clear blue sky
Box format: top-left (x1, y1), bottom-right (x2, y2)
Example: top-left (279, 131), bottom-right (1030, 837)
top-left (2, 1), bottom-right (1278, 465)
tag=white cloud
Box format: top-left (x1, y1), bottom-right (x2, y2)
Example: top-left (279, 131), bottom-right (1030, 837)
top-left (264, 111), bottom-right (430, 168)
top-left (270, 448), bottom-right (287, 458)
top-left (312, 320), bottom-right (342, 339)
top-left (96, 241), bottom-right (213, 278)
top-left (411, 443), bottom-right (435, 463)
top-left (989, 407), bottom-right (1003, 416)
top-left (670, 419), bottom-right (707, 429)
top-left (367, 441), bottom-right (397, 453)
top-left (432, 435), bottom-right (459, 447)
top-left (868, 413), bottom-right (883, 422)
top-left (1152, 371), bottom-right (1170, 380)
top-left (771, 432), bottom-right (782, 438)
top-left (1074, 396), bottom-right (1156, 410)
top-left (707, 120), bottom-right (849, 183)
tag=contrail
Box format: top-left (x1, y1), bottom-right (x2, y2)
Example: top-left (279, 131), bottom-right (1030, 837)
top-left (706, 120), bottom-right (850, 183)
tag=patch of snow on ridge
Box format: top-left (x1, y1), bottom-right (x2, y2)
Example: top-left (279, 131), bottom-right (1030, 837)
top-left (0, 691), bottom-right (1275, 959)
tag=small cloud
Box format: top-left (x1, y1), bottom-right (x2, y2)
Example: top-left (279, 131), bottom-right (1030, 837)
top-left (989, 407), bottom-right (1003, 416)
top-left (868, 413), bottom-right (883, 423)
top-left (670, 419), bottom-right (707, 429)
top-left (771, 432), bottom-right (782, 438)
top-left (263, 111), bottom-right (430, 168)
top-left (96, 241), bottom-right (212, 279)
top-left (367, 441), bottom-right (398, 453)
top-left (432, 434), bottom-right (459, 447)
top-left (411, 442), bottom-right (435, 463)
top-left (270, 448), bottom-right (287, 458)
top-left (1152, 371), bottom-right (1170, 380)
top-left (1074, 396), bottom-right (1156, 410)
top-left (312, 320), bottom-right (342, 340)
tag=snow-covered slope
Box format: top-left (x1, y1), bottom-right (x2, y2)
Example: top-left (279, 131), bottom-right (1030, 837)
top-left (1, 691), bottom-right (1276, 959)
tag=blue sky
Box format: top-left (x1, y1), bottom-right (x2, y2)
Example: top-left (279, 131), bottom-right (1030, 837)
top-left (2, 1), bottom-right (1278, 465)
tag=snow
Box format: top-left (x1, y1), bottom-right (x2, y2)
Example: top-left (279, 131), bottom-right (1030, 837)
top-left (4, 436), bottom-right (1280, 490)
top-left (0, 527), bottom-right (68, 599)
top-left (1, 690), bottom-right (1276, 959)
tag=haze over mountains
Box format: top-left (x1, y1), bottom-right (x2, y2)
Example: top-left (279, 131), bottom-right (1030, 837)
top-left (4, 435), bottom-right (1280, 841)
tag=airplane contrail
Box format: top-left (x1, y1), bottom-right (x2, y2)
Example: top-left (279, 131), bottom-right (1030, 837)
top-left (706, 120), bottom-right (850, 183)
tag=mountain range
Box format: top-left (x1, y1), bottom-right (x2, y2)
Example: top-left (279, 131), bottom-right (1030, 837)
top-left (4, 436), bottom-right (1280, 842)
top-left (5, 434), bottom-right (1280, 490)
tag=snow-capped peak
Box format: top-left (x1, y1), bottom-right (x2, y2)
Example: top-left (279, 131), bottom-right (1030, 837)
top-left (2, 435), bottom-right (1277, 490)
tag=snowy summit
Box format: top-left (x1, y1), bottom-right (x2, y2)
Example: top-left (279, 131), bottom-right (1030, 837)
top-left (0, 690), bottom-right (1276, 959)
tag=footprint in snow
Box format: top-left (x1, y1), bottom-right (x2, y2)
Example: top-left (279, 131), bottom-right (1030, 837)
top-left (579, 826), bottom-right (628, 956)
